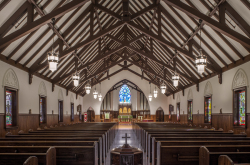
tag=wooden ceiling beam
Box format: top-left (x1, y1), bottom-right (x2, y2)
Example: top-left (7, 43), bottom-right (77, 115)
top-left (128, 22), bottom-right (196, 60)
top-left (160, 5), bottom-right (222, 72)
top-left (0, 0), bottom-right (90, 49)
top-left (130, 3), bottom-right (158, 21)
top-left (52, 45), bottom-right (125, 84)
top-left (127, 45), bottom-right (198, 83)
top-left (80, 68), bottom-right (124, 96)
top-left (162, 0), bottom-right (250, 49)
top-left (94, 4), bottom-right (121, 21)
top-left (241, 0), bottom-right (250, 10)
top-left (200, 0), bottom-right (244, 60)
top-left (0, 0), bottom-right (11, 11)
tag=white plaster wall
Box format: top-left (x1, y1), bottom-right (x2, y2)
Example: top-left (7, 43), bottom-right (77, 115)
top-left (166, 61), bottom-right (250, 115)
top-left (82, 65), bottom-right (168, 115)
top-left (0, 61), bottom-right (83, 115)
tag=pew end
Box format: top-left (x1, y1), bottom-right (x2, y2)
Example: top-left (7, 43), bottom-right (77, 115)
top-left (23, 156), bottom-right (38, 165)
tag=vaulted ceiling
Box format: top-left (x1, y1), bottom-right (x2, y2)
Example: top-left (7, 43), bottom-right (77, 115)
top-left (0, 0), bottom-right (250, 97)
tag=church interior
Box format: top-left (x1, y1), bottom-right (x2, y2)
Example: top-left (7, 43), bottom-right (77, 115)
top-left (1, 0), bottom-right (250, 164)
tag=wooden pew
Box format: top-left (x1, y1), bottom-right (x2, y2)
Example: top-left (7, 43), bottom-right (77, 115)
top-left (200, 146), bottom-right (250, 165)
top-left (218, 155), bottom-right (250, 165)
top-left (23, 156), bottom-right (38, 165)
top-left (155, 145), bottom-right (250, 165)
top-left (0, 145), bottom-right (98, 165)
top-left (0, 147), bottom-right (56, 165)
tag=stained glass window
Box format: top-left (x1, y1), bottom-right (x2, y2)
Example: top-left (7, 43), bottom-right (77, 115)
top-left (177, 103), bottom-right (180, 122)
top-left (204, 97), bottom-right (212, 123)
top-left (239, 91), bottom-right (245, 125)
top-left (188, 101), bottom-right (193, 122)
top-left (71, 103), bottom-right (74, 121)
top-left (119, 85), bottom-right (131, 103)
top-left (39, 98), bottom-right (44, 123)
top-left (6, 91), bottom-right (12, 126)
top-left (233, 89), bottom-right (246, 126)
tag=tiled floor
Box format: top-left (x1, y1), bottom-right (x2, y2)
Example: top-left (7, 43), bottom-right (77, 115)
top-left (105, 123), bottom-right (146, 165)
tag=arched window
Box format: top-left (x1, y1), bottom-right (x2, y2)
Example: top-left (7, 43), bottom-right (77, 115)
top-left (119, 85), bottom-right (131, 103)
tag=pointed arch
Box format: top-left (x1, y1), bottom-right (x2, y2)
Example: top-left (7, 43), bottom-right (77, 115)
top-left (70, 94), bottom-right (74, 103)
top-left (38, 81), bottom-right (47, 96)
top-left (232, 68), bottom-right (249, 90)
top-left (204, 81), bottom-right (213, 96)
top-left (187, 89), bottom-right (193, 100)
top-left (2, 68), bottom-right (19, 89)
top-left (58, 89), bottom-right (64, 100)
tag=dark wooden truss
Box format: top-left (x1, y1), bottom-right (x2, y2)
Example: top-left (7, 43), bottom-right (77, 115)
top-left (0, 0), bottom-right (250, 97)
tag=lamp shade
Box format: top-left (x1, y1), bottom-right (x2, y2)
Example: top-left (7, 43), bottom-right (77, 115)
top-left (85, 83), bottom-right (91, 94)
top-left (172, 74), bottom-right (180, 87)
top-left (160, 83), bottom-right (166, 94)
top-left (93, 90), bottom-right (98, 99)
top-left (72, 72), bottom-right (80, 87)
top-left (148, 94), bottom-right (152, 101)
top-left (195, 49), bottom-right (207, 74)
top-left (153, 88), bottom-right (158, 98)
top-left (47, 51), bottom-right (59, 72)
top-left (98, 93), bottom-right (102, 101)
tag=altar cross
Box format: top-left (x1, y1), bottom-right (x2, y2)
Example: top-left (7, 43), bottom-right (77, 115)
top-left (122, 133), bottom-right (130, 144)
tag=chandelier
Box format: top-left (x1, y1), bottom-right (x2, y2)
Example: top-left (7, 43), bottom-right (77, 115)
top-left (160, 82), bottom-right (166, 94)
top-left (172, 72), bottom-right (180, 87)
top-left (195, 19), bottom-right (207, 74)
top-left (98, 83), bottom-right (102, 101)
top-left (93, 86), bottom-right (98, 99)
top-left (153, 86), bottom-right (158, 98)
top-left (148, 83), bottom-right (152, 101)
top-left (85, 81), bottom-right (91, 94)
top-left (72, 72), bottom-right (80, 87)
top-left (195, 49), bottom-right (207, 74)
top-left (48, 18), bottom-right (59, 72)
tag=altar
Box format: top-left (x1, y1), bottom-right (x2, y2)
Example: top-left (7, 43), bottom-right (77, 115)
top-left (118, 115), bottom-right (133, 122)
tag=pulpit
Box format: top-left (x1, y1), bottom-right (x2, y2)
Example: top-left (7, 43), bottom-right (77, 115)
top-left (111, 133), bottom-right (143, 165)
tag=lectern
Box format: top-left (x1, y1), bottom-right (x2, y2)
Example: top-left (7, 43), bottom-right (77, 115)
top-left (110, 133), bottom-right (143, 165)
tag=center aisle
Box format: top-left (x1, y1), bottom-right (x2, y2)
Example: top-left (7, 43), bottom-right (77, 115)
top-left (105, 124), bottom-right (146, 165)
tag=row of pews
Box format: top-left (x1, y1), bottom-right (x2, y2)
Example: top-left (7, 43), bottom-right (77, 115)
top-left (0, 122), bottom-right (118, 165)
top-left (133, 122), bottom-right (250, 165)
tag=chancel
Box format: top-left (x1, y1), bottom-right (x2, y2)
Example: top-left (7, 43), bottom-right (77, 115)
top-left (0, 0), bottom-right (250, 164)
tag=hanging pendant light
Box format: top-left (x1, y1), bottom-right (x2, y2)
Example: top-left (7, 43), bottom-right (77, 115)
top-left (85, 81), bottom-right (91, 94)
top-left (149, 83), bottom-right (152, 101)
top-left (48, 18), bottom-right (59, 72)
top-left (172, 72), bottom-right (180, 87)
top-left (195, 19), bottom-right (207, 74)
top-left (153, 86), bottom-right (158, 98)
top-left (72, 72), bottom-right (80, 87)
top-left (98, 83), bottom-right (102, 101)
top-left (160, 82), bottom-right (167, 94)
top-left (93, 85), bottom-right (98, 99)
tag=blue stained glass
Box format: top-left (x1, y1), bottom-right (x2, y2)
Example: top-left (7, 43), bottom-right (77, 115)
top-left (6, 91), bottom-right (12, 126)
top-left (119, 85), bottom-right (131, 103)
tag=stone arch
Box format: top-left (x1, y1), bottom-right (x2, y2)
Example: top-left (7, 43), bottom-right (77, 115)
top-left (70, 94), bottom-right (74, 103)
top-left (232, 68), bottom-right (249, 90)
top-left (2, 68), bottom-right (19, 89)
top-left (58, 89), bottom-right (64, 100)
top-left (38, 81), bottom-right (47, 96)
top-left (204, 81), bottom-right (213, 96)
top-left (176, 93), bottom-right (180, 103)
top-left (187, 88), bottom-right (193, 100)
